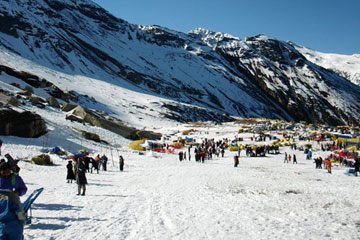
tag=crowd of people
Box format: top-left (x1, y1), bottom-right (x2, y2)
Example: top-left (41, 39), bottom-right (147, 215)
top-left (0, 130), bottom-right (359, 239)
top-left (0, 138), bottom-right (127, 239)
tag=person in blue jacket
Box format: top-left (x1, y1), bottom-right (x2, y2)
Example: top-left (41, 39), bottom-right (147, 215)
top-left (0, 189), bottom-right (25, 240)
top-left (0, 162), bottom-right (27, 197)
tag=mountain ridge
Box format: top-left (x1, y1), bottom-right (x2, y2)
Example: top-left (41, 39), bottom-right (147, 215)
top-left (0, 0), bottom-right (359, 127)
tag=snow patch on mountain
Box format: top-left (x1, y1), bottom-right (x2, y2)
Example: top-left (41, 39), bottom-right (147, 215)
top-left (294, 44), bottom-right (360, 86)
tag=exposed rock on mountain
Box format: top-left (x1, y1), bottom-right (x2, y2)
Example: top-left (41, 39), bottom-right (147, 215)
top-left (0, 0), bottom-right (359, 126)
top-left (0, 109), bottom-right (47, 137)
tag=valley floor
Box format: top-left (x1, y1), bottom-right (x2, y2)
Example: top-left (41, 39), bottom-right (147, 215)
top-left (16, 142), bottom-right (360, 240)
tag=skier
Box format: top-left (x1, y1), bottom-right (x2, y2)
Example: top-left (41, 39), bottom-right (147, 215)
top-left (119, 155), bottom-right (124, 172)
top-left (66, 161), bottom-right (75, 183)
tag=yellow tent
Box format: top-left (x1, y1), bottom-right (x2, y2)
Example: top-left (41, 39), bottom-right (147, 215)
top-left (129, 140), bottom-right (146, 151)
top-left (346, 145), bottom-right (358, 151)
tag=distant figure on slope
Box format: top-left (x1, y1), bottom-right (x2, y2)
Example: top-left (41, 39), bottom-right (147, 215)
top-left (293, 154), bottom-right (297, 164)
top-left (221, 148), bottom-right (225, 158)
top-left (178, 151), bottom-right (183, 162)
top-left (75, 158), bottom-right (87, 196)
top-left (288, 154), bottom-right (292, 163)
top-left (354, 159), bottom-right (360, 176)
top-left (284, 152), bottom-right (288, 163)
top-left (324, 159), bottom-right (332, 174)
top-left (234, 155), bottom-right (239, 167)
top-left (66, 161), bottom-right (75, 183)
top-left (96, 154), bottom-right (103, 171)
top-left (101, 155), bottom-right (108, 171)
top-left (119, 155), bottom-right (124, 172)
top-left (0, 139), bottom-right (2, 156)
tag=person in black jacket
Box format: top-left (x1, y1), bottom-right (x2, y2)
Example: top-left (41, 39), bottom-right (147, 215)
top-left (354, 158), bottom-right (360, 176)
top-left (66, 161), bottom-right (75, 183)
top-left (75, 158), bottom-right (87, 196)
top-left (119, 155), bottom-right (124, 172)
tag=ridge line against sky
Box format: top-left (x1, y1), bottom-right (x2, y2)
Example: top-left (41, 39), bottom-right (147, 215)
top-left (91, 0), bottom-right (360, 55)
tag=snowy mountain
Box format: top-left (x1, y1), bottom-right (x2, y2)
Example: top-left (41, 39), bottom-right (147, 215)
top-left (294, 44), bottom-right (360, 86)
top-left (0, 0), bottom-right (360, 127)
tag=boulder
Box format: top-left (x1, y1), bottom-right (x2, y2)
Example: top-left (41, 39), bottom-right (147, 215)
top-left (17, 90), bottom-right (32, 97)
top-left (0, 94), bottom-right (21, 107)
top-left (68, 105), bottom-right (161, 140)
top-left (61, 102), bottom-right (77, 112)
top-left (46, 96), bottom-right (60, 108)
top-left (0, 109), bottom-right (47, 137)
top-left (29, 96), bottom-right (45, 105)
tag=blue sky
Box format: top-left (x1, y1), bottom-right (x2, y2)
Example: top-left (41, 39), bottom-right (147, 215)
top-left (92, 0), bottom-right (360, 55)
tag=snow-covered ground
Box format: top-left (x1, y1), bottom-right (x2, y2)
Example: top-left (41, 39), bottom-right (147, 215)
top-left (2, 119), bottom-right (359, 240)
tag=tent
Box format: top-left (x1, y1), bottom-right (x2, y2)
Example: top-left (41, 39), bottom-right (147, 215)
top-left (129, 140), bottom-right (146, 151)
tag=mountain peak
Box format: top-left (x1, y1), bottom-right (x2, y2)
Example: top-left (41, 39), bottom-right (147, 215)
top-left (1, 0), bottom-right (360, 126)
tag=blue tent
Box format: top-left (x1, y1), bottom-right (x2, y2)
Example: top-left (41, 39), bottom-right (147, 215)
top-left (50, 146), bottom-right (61, 153)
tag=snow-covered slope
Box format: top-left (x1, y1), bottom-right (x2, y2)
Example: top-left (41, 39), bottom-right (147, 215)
top-left (294, 44), bottom-right (360, 86)
top-left (0, 0), bottom-right (360, 126)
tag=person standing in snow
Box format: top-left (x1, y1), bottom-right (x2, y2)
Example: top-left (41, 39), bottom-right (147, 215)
top-left (234, 155), bottom-right (239, 167)
top-left (293, 154), bottom-right (297, 164)
top-left (0, 189), bottom-right (25, 240)
top-left (0, 139), bottom-right (2, 156)
top-left (101, 155), bottom-right (108, 171)
top-left (188, 145), bottom-right (191, 161)
top-left (324, 159), bottom-right (332, 174)
top-left (96, 154), bottom-right (103, 171)
top-left (284, 152), bottom-right (288, 163)
top-left (354, 158), bottom-right (360, 176)
top-left (0, 162), bottom-right (27, 197)
top-left (66, 161), bottom-right (75, 183)
top-left (178, 151), bottom-right (183, 162)
top-left (75, 158), bottom-right (87, 196)
top-left (119, 155), bottom-right (124, 172)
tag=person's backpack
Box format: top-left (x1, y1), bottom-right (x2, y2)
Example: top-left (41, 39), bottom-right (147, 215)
top-left (11, 173), bottom-right (18, 187)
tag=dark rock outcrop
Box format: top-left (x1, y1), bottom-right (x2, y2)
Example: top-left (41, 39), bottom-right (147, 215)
top-left (0, 109), bottom-right (47, 137)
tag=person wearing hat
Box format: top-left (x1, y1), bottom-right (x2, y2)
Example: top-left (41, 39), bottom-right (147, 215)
top-left (0, 188), bottom-right (25, 239)
top-left (0, 162), bottom-right (27, 196)
top-left (0, 162), bottom-right (26, 239)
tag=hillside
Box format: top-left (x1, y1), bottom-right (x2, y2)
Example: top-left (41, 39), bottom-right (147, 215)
top-left (0, 0), bottom-right (360, 127)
